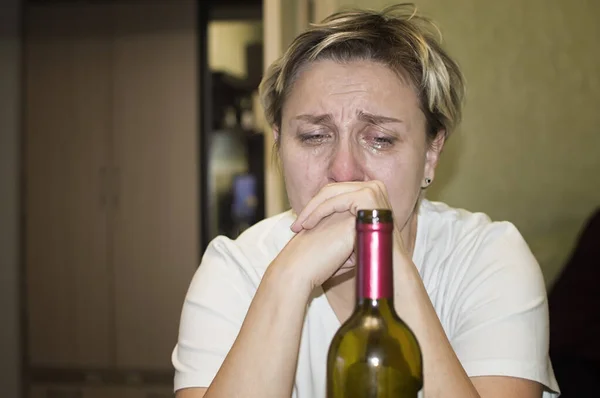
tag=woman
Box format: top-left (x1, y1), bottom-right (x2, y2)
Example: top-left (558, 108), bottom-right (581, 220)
top-left (172, 4), bottom-right (560, 398)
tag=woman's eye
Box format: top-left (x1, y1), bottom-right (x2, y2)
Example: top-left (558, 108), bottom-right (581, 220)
top-left (367, 135), bottom-right (395, 150)
top-left (299, 133), bottom-right (330, 144)
top-left (374, 136), bottom-right (394, 144)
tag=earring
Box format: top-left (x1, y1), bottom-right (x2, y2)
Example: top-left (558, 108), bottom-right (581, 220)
top-left (423, 177), bottom-right (432, 188)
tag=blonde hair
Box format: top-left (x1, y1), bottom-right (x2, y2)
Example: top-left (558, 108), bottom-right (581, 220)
top-left (259, 3), bottom-right (465, 142)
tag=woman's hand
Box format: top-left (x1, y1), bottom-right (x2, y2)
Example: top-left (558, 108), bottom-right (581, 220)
top-left (283, 181), bottom-right (414, 289)
top-left (283, 180), bottom-right (417, 289)
top-left (290, 181), bottom-right (393, 232)
top-left (290, 181), bottom-right (409, 255)
top-left (278, 211), bottom-right (356, 290)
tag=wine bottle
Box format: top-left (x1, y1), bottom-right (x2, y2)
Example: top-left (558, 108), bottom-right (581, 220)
top-left (326, 209), bottom-right (423, 398)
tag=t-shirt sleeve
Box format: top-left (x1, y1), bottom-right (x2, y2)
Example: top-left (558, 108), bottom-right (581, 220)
top-left (450, 222), bottom-right (561, 397)
top-left (171, 236), bottom-right (259, 391)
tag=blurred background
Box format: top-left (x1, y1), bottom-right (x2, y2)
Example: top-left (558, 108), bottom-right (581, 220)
top-left (0, 0), bottom-right (598, 397)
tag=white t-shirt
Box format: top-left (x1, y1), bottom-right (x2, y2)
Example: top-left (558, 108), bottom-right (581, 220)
top-left (172, 199), bottom-right (560, 397)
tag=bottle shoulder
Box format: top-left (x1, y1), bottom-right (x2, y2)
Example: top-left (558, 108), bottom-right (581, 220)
top-left (332, 305), bottom-right (421, 356)
top-left (328, 305), bottom-right (424, 391)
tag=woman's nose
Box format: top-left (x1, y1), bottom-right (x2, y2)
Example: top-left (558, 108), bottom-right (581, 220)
top-left (327, 144), bottom-right (365, 182)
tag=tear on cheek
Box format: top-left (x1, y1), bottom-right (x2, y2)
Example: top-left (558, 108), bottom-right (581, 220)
top-left (311, 145), bottom-right (329, 157)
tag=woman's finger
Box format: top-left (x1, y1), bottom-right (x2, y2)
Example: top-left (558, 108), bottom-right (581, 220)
top-left (300, 186), bottom-right (389, 230)
top-left (291, 182), bottom-right (363, 231)
top-left (292, 181), bottom-right (391, 232)
top-left (299, 194), bottom-right (359, 230)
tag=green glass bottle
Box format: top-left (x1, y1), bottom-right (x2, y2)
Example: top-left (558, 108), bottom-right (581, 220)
top-left (326, 209), bottom-right (423, 398)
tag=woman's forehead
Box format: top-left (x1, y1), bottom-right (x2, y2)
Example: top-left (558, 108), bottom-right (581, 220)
top-left (282, 59), bottom-right (422, 124)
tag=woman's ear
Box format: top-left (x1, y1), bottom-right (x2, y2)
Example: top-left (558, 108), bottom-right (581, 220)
top-left (423, 130), bottom-right (446, 186)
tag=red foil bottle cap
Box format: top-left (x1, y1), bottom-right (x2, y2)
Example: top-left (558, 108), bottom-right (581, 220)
top-left (356, 209), bottom-right (394, 299)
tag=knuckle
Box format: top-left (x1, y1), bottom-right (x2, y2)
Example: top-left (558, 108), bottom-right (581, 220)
top-left (325, 182), bottom-right (339, 191)
top-left (362, 181), bottom-right (389, 207)
top-left (360, 187), bottom-right (378, 203)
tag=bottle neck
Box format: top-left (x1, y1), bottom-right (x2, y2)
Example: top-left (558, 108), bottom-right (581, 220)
top-left (356, 297), bottom-right (395, 316)
top-left (356, 223), bottom-right (394, 300)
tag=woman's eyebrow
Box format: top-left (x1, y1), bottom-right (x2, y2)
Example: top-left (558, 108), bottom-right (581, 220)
top-left (293, 113), bottom-right (335, 125)
top-left (357, 110), bottom-right (404, 125)
top-left (292, 111), bottom-right (404, 127)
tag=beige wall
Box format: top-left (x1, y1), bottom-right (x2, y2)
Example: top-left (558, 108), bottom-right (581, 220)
top-left (317, 0), bottom-right (600, 286)
top-left (263, 0), bottom-right (313, 216)
top-left (209, 21), bottom-right (262, 78)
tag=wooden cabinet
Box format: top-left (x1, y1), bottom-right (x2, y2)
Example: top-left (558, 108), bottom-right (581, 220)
top-left (24, 0), bottom-right (198, 377)
top-left (25, 3), bottom-right (113, 368)
top-left (110, 0), bottom-right (199, 370)
top-left (30, 384), bottom-right (174, 398)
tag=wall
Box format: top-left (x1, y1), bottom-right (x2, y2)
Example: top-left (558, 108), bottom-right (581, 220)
top-left (0, 0), bottom-right (22, 395)
top-left (208, 21), bottom-right (262, 79)
top-left (262, 0), bottom-right (313, 216)
top-left (320, 0), bottom-right (600, 286)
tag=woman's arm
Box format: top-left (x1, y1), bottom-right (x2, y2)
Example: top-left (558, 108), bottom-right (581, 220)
top-left (176, 212), bottom-right (355, 398)
top-left (174, 263), bottom-right (309, 398)
top-left (175, 260), bottom-right (310, 398)
top-left (393, 249), bottom-right (543, 398)
top-left (392, 249), bottom-right (480, 397)
top-left (202, 261), bottom-right (311, 398)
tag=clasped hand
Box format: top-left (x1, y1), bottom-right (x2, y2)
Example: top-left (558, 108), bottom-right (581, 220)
top-left (284, 181), bottom-right (405, 289)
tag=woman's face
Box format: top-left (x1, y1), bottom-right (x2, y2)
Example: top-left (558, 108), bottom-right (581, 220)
top-left (277, 59), bottom-right (443, 229)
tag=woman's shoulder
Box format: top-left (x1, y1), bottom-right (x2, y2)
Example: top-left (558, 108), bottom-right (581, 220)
top-left (419, 199), bottom-right (523, 247)
top-left (417, 199), bottom-right (539, 280)
top-left (418, 200), bottom-right (548, 328)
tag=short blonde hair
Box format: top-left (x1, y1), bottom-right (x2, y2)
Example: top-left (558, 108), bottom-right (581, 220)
top-left (259, 3), bottom-right (465, 142)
